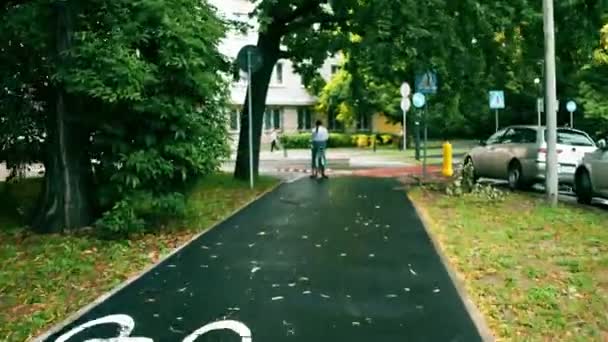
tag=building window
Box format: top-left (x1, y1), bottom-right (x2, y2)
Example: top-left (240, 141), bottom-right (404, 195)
top-left (331, 64), bottom-right (339, 75)
top-left (275, 63), bottom-right (283, 84)
top-left (229, 109), bottom-right (240, 131)
top-left (357, 114), bottom-right (370, 131)
top-left (264, 108), bottom-right (282, 130)
top-left (328, 111), bottom-right (343, 131)
top-left (298, 108), bottom-right (313, 130)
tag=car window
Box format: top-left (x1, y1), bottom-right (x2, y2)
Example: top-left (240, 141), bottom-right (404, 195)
top-left (544, 129), bottom-right (595, 147)
top-left (516, 128), bottom-right (537, 143)
top-left (486, 129), bottom-right (507, 145)
top-left (498, 128), bottom-right (517, 143)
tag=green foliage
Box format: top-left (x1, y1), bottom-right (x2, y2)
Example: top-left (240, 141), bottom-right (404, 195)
top-left (316, 69), bottom-right (355, 124)
top-left (447, 162), bottom-right (506, 201)
top-left (279, 132), bottom-right (399, 149)
top-left (0, 0), bottom-right (230, 235)
top-left (579, 24), bottom-right (608, 135)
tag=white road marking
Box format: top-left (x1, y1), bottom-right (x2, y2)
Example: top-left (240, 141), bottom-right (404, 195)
top-left (55, 314), bottom-right (151, 342)
top-left (408, 264), bottom-right (417, 276)
top-left (271, 296), bottom-right (284, 301)
top-left (183, 320), bottom-right (252, 342)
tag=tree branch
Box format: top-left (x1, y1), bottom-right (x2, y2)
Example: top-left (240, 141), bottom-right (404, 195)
top-left (284, 12), bottom-right (347, 34)
top-left (276, 0), bottom-right (323, 25)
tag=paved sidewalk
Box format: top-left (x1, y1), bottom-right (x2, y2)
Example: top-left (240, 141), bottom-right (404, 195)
top-left (42, 177), bottom-right (483, 342)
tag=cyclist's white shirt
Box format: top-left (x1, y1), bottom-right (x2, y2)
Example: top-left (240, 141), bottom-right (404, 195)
top-left (312, 126), bottom-right (329, 142)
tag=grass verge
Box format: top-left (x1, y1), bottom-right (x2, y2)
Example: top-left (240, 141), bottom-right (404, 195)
top-left (0, 174), bottom-right (278, 342)
top-left (409, 188), bottom-right (608, 341)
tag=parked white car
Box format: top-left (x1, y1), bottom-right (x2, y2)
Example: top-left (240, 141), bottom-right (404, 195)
top-left (574, 139), bottom-right (608, 204)
top-left (465, 126), bottom-right (597, 189)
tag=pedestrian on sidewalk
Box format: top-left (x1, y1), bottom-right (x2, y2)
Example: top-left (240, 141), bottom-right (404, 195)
top-left (270, 129), bottom-right (280, 152)
top-left (311, 120), bottom-right (329, 179)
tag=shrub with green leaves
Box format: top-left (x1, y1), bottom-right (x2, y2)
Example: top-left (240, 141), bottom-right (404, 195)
top-left (1, 0), bottom-right (229, 236)
top-left (280, 132), bottom-right (401, 149)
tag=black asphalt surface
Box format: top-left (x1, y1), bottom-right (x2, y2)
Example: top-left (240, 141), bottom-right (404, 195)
top-left (45, 177), bottom-right (482, 342)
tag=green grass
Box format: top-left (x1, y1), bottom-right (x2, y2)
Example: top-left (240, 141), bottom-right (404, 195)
top-left (0, 174), bottom-right (278, 342)
top-left (410, 189), bottom-right (608, 341)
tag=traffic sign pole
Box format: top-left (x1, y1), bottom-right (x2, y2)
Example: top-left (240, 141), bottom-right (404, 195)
top-left (415, 120), bottom-right (421, 161)
top-left (247, 51), bottom-right (254, 189)
top-left (423, 106), bottom-right (428, 179)
top-left (495, 109), bottom-right (499, 132)
top-left (570, 111), bottom-right (573, 128)
top-left (567, 101), bottom-right (577, 128)
top-left (238, 45), bottom-right (262, 190)
top-left (400, 83), bottom-right (411, 152)
top-left (412, 93), bottom-right (426, 163)
top-left (403, 109), bottom-right (407, 151)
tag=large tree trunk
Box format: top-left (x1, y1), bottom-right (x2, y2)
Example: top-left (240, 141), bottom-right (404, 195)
top-left (32, 1), bottom-right (93, 233)
top-left (234, 32), bottom-right (281, 180)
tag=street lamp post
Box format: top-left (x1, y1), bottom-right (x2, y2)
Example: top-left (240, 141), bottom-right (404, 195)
top-left (534, 77), bottom-right (541, 126)
top-left (543, 0), bottom-right (559, 206)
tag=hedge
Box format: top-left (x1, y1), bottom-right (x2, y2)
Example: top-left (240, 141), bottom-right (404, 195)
top-left (279, 133), bottom-right (411, 149)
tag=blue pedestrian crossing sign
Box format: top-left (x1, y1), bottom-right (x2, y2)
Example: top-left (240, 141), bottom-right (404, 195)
top-left (415, 72), bottom-right (438, 94)
top-left (489, 90), bottom-right (505, 109)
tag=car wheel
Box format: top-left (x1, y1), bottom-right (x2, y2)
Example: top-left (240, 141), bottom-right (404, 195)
top-left (508, 161), bottom-right (523, 190)
top-left (575, 169), bottom-right (593, 205)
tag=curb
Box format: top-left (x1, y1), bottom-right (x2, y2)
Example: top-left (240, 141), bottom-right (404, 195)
top-left (409, 195), bottom-right (496, 342)
top-left (32, 180), bottom-right (284, 342)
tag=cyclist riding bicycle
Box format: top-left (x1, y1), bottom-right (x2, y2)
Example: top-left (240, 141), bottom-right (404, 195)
top-left (311, 120), bottom-right (329, 179)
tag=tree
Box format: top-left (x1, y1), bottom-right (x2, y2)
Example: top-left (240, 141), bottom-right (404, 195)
top-left (579, 23), bottom-right (608, 136)
top-left (233, 0), bottom-right (356, 180)
top-left (1, 0), bottom-right (229, 234)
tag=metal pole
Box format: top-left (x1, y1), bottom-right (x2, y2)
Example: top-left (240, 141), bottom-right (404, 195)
top-left (402, 109), bottom-right (407, 151)
top-left (247, 51), bottom-right (254, 189)
top-left (543, 0), bottom-right (558, 205)
top-left (423, 106), bottom-right (428, 179)
top-left (537, 99), bottom-right (542, 126)
top-left (570, 111), bottom-right (574, 128)
top-left (495, 109), bottom-right (499, 132)
top-left (415, 118), bottom-right (421, 160)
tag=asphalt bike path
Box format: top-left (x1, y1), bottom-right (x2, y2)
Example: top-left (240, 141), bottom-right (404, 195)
top-left (44, 177), bottom-right (482, 342)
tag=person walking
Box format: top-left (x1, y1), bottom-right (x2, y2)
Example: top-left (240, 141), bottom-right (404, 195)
top-left (270, 129), bottom-right (280, 152)
top-left (311, 120), bottom-right (329, 179)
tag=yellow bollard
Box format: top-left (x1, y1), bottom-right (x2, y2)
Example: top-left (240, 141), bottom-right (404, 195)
top-left (442, 141), bottom-right (453, 177)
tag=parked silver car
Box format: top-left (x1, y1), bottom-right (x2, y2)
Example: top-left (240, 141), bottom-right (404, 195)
top-left (464, 125), bottom-right (597, 189)
top-left (574, 139), bottom-right (608, 204)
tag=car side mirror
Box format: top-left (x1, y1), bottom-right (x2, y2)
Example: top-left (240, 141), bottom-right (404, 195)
top-left (598, 139), bottom-right (607, 150)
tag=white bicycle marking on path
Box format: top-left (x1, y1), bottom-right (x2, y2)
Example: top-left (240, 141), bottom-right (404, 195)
top-left (54, 314), bottom-right (252, 342)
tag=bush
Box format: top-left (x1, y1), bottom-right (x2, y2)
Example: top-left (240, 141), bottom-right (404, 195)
top-left (279, 132), bottom-right (406, 149)
top-left (279, 133), bottom-right (311, 148)
top-left (328, 133), bottom-right (354, 148)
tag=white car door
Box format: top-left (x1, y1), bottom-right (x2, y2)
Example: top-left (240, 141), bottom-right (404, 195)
top-left (475, 129), bottom-right (508, 178)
